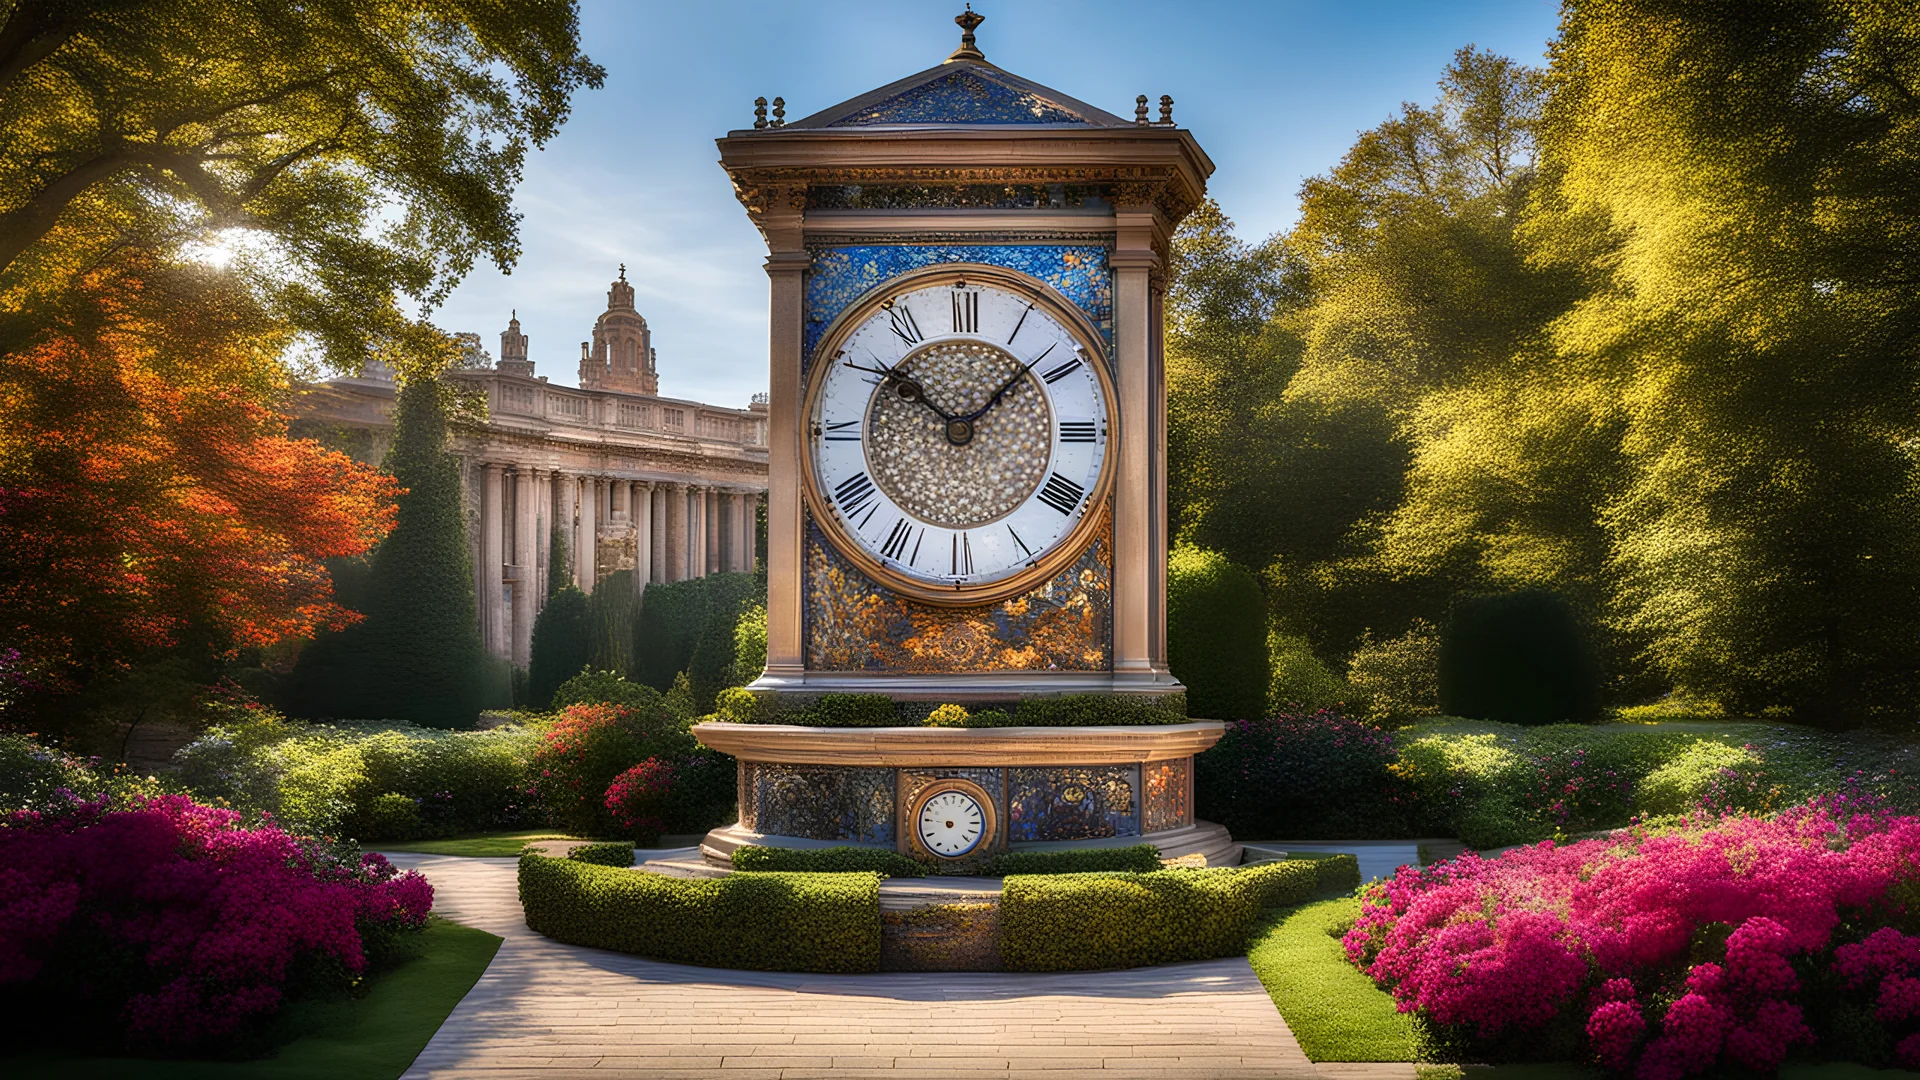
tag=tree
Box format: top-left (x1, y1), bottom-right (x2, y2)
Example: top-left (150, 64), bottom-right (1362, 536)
top-left (281, 377), bottom-right (483, 726)
top-left (0, 258), bottom-right (398, 731)
top-left (1530, 0), bottom-right (1920, 723)
top-left (0, 0), bottom-right (604, 375)
top-left (528, 585), bottom-right (590, 710)
top-left (1166, 545), bottom-right (1270, 720)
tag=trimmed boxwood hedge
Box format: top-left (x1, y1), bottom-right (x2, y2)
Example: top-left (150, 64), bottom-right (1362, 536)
top-left (732, 844), bottom-right (926, 877)
top-left (518, 854), bottom-right (881, 972)
top-left (999, 861), bottom-right (1322, 972)
top-left (564, 841), bottom-right (635, 867)
top-left (979, 845), bottom-right (1163, 876)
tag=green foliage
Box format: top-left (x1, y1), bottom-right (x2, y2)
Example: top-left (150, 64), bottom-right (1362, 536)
top-left (172, 707), bottom-right (541, 840)
top-left (528, 699), bottom-right (695, 837)
top-left (978, 845), bottom-right (1163, 876)
top-left (281, 378), bottom-right (486, 728)
top-left (730, 604), bottom-right (767, 687)
top-left (923, 704), bottom-right (971, 728)
top-left (1439, 591), bottom-right (1601, 725)
top-left (1636, 740), bottom-right (1770, 818)
top-left (1269, 630), bottom-right (1350, 712)
top-left (546, 527), bottom-right (571, 599)
top-left (527, 585), bottom-right (590, 709)
top-left (551, 668), bottom-right (661, 710)
top-left (1167, 545), bottom-right (1270, 720)
top-left (998, 862), bottom-right (1320, 972)
top-left (1196, 710), bottom-right (1413, 840)
top-left (0, 733), bottom-right (167, 814)
top-left (1345, 620), bottom-right (1441, 725)
top-left (1248, 897), bottom-right (1417, 1063)
top-left (564, 842), bottom-right (634, 867)
top-left (584, 572), bottom-right (641, 676)
top-left (730, 845), bottom-right (926, 877)
top-left (1009, 694), bottom-right (1188, 726)
top-left (517, 854), bottom-right (880, 972)
top-left (633, 573), bottom-right (765, 712)
top-left (798, 693), bottom-right (900, 727)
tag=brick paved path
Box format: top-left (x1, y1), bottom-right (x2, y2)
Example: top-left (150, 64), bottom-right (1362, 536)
top-left (386, 853), bottom-right (1412, 1080)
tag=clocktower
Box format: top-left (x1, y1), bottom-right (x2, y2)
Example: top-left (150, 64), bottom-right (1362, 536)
top-left (720, 9), bottom-right (1211, 705)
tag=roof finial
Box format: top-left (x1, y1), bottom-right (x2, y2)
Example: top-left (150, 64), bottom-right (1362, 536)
top-left (1158, 95), bottom-right (1174, 125)
top-left (618, 263), bottom-right (627, 280)
top-left (753, 96), bottom-right (767, 130)
top-left (948, 5), bottom-right (986, 63)
top-left (1135, 95), bottom-right (1149, 125)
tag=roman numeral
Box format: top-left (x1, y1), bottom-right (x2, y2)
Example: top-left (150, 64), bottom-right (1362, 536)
top-left (1042, 357), bottom-right (1083, 384)
top-left (823, 420), bottom-right (861, 442)
top-left (951, 532), bottom-right (974, 576)
top-left (1059, 420), bottom-right (1097, 443)
top-left (881, 517), bottom-right (917, 561)
top-left (886, 302), bottom-right (922, 346)
top-left (1038, 473), bottom-right (1086, 515)
top-left (951, 290), bottom-right (978, 334)
top-left (833, 471), bottom-right (876, 516)
top-left (1008, 302), bottom-right (1034, 344)
top-left (1008, 525), bottom-right (1032, 558)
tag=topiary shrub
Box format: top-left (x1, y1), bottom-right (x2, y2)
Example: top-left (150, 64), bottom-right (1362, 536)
top-left (552, 667), bottom-right (662, 710)
top-left (1195, 709), bottom-right (1412, 840)
top-left (1438, 590), bottom-right (1601, 726)
top-left (979, 845), bottom-right (1162, 876)
top-left (517, 853), bottom-right (880, 972)
top-left (998, 861), bottom-right (1319, 971)
top-left (528, 584), bottom-right (590, 709)
top-left (1009, 694), bottom-right (1187, 726)
top-left (1347, 619), bottom-right (1441, 724)
top-left (730, 603), bottom-right (767, 686)
top-left (565, 841), bottom-right (634, 867)
top-left (799, 693), bottom-right (900, 727)
top-left (1167, 544), bottom-right (1270, 720)
top-left (731, 845), bottom-right (926, 877)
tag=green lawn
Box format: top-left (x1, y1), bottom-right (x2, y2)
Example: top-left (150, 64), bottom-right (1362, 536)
top-left (10, 918), bottom-right (501, 1079)
top-left (367, 829), bottom-right (609, 857)
top-left (1248, 896), bottom-right (1416, 1063)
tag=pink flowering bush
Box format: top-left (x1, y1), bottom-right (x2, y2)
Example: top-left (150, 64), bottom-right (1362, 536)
top-left (1344, 803), bottom-right (1920, 1074)
top-left (0, 793), bottom-right (431, 1053)
top-left (603, 757), bottom-right (675, 843)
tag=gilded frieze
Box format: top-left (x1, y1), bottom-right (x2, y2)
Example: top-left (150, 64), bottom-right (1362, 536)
top-left (803, 504), bottom-right (1112, 673)
top-left (1143, 758), bottom-right (1192, 833)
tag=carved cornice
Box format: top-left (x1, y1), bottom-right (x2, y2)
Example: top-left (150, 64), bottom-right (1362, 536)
top-left (725, 165), bottom-right (1203, 231)
top-left (804, 230), bottom-right (1116, 248)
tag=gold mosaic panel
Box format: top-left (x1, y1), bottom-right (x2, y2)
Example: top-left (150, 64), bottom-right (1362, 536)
top-left (1143, 758), bottom-right (1192, 834)
top-left (803, 503), bottom-right (1112, 672)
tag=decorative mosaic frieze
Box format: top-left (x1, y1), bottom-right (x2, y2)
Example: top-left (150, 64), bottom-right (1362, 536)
top-left (1006, 765), bottom-right (1138, 842)
top-left (803, 504), bottom-right (1112, 673)
top-left (1142, 758), bottom-right (1192, 834)
top-left (899, 767), bottom-right (1006, 825)
top-left (805, 244), bottom-right (1112, 365)
top-left (828, 69), bottom-right (1090, 127)
top-left (808, 183), bottom-right (1113, 212)
top-left (741, 762), bottom-right (895, 845)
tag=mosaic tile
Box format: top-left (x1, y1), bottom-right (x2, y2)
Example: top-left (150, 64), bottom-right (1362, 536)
top-left (742, 762), bottom-right (895, 844)
top-left (899, 767), bottom-right (1006, 823)
top-left (809, 183), bottom-right (1112, 212)
top-left (803, 504), bottom-right (1112, 673)
top-left (1143, 758), bottom-right (1191, 834)
top-left (827, 68), bottom-right (1090, 127)
top-left (805, 244), bottom-right (1112, 365)
top-left (1007, 765), bottom-right (1138, 842)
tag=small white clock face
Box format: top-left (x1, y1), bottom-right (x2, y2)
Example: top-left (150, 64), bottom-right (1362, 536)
top-left (807, 275), bottom-right (1111, 596)
top-left (918, 789), bottom-right (986, 857)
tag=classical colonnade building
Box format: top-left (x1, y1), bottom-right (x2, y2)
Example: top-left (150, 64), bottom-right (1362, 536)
top-left (297, 270), bottom-right (769, 666)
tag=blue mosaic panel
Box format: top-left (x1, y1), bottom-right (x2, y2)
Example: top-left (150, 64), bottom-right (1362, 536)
top-left (900, 768), bottom-right (1006, 823)
top-left (1007, 765), bottom-right (1139, 842)
top-left (742, 763), bottom-right (895, 845)
top-left (805, 245), bottom-right (1112, 365)
top-left (829, 69), bottom-right (1090, 127)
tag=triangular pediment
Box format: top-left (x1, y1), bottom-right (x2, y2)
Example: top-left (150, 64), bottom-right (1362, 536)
top-left (785, 60), bottom-right (1131, 130)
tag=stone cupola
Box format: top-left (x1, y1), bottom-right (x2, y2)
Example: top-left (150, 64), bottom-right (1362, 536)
top-left (578, 265), bottom-right (658, 396)
top-left (497, 310), bottom-right (534, 379)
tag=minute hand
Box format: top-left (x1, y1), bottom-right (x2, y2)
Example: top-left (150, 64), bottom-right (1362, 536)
top-left (963, 343), bottom-right (1056, 423)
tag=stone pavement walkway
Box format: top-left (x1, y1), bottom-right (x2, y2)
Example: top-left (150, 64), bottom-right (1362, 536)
top-left (384, 853), bottom-right (1415, 1080)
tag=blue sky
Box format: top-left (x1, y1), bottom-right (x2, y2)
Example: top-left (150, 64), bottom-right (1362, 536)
top-left (429, 0), bottom-right (1560, 407)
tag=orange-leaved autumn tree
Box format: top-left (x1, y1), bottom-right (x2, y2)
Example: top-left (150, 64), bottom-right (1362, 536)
top-left (0, 257), bottom-right (398, 723)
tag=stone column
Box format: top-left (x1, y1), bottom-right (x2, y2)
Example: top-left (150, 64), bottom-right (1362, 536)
top-left (705, 487), bottom-right (722, 576)
top-left (1111, 208), bottom-right (1161, 685)
top-left (663, 482), bottom-right (687, 583)
top-left (762, 225), bottom-right (808, 681)
top-left (481, 464), bottom-right (507, 660)
top-left (533, 470), bottom-right (550, 615)
top-left (733, 491), bottom-right (755, 572)
top-left (688, 485), bottom-right (706, 579)
top-left (579, 474), bottom-right (598, 595)
top-left (633, 481), bottom-right (653, 592)
top-left (511, 468), bottom-right (536, 667)
top-left (555, 472), bottom-right (576, 592)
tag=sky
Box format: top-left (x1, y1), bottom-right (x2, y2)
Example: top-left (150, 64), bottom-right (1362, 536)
top-left (429, 0), bottom-right (1562, 408)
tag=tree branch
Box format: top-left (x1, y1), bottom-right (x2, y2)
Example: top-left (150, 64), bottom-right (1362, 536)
top-left (0, 0), bottom-right (81, 94)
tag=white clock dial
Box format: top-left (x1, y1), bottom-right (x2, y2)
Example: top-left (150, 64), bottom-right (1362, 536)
top-left (918, 789), bottom-right (986, 857)
top-left (807, 276), bottom-right (1111, 594)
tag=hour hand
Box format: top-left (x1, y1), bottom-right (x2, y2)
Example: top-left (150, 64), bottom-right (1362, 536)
top-left (843, 361), bottom-right (955, 422)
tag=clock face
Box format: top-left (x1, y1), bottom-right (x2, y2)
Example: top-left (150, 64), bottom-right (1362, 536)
top-left (917, 788), bottom-right (986, 857)
top-left (805, 270), bottom-right (1112, 604)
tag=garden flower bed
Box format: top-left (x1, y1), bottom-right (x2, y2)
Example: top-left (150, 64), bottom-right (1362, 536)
top-left (1343, 799), bottom-right (1920, 1075)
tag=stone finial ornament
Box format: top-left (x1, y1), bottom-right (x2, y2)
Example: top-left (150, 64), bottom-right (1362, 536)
top-left (753, 96), bottom-right (768, 130)
top-left (771, 96), bottom-right (785, 127)
top-left (1158, 94), bottom-right (1174, 125)
top-left (948, 5), bottom-right (985, 63)
top-left (1135, 95), bottom-right (1149, 124)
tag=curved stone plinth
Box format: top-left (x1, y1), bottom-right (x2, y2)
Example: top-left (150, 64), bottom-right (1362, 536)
top-left (690, 720), bottom-right (1226, 766)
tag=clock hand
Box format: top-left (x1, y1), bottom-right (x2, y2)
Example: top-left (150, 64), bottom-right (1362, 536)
top-left (843, 360), bottom-right (961, 423)
top-left (961, 342), bottom-right (1056, 423)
